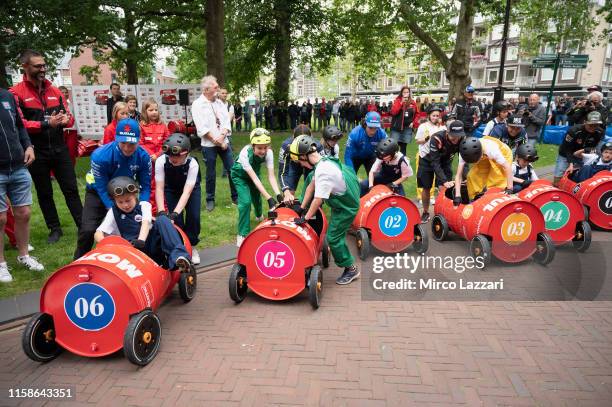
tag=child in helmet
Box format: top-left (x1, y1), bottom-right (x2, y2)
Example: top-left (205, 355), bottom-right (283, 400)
top-left (278, 124), bottom-right (316, 204)
top-left (231, 128), bottom-right (282, 247)
top-left (320, 125), bottom-right (343, 158)
top-left (511, 144), bottom-right (539, 193)
top-left (454, 136), bottom-right (513, 204)
top-left (571, 142), bottom-right (612, 182)
top-left (360, 139), bottom-right (413, 197)
top-left (154, 133), bottom-right (202, 264)
top-left (290, 135), bottom-right (361, 285)
top-left (94, 176), bottom-right (191, 272)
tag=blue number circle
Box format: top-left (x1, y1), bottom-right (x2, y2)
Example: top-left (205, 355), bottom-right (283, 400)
top-left (379, 207), bottom-right (408, 237)
top-left (64, 283), bottom-right (116, 331)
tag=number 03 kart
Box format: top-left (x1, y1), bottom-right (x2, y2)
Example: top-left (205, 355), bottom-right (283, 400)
top-left (22, 228), bottom-right (197, 366)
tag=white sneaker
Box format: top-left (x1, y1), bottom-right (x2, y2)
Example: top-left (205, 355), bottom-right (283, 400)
top-left (237, 235), bottom-right (245, 248)
top-left (255, 216), bottom-right (264, 222)
top-left (17, 255), bottom-right (44, 271)
top-left (191, 249), bottom-right (201, 265)
top-left (431, 197), bottom-right (436, 205)
top-left (28, 244), bottom-right (34, 252)
top-left (0, 262), bottom-right (13, 283)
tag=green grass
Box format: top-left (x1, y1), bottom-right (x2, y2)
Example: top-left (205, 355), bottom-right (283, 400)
top-left (0, 130), bottom-right (559, 299)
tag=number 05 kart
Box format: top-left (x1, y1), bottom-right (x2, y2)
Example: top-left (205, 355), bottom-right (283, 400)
top-left (431, 187), bottom-right (555, 268)
top-left (22, 228), bottom-right (197, 366)
top-left (229, 204), bottom-right (329, 309)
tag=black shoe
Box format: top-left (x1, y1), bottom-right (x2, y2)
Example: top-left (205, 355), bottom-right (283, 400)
top-left (175, 256), bottom-right (191, 273)
top-left (206, 201), bottom-right (215, 212)
top-left (336, 265), bottom-right (360, 285)
top-left (47, 228), bottom-right (63, 244)
top-left (421, 212), bottom-right (430, 223)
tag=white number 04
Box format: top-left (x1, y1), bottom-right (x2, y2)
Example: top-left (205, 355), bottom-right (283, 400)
top-left (263, 251), bottom-right (286, 268)
top-left (74, 295), bottom-right (104, 318)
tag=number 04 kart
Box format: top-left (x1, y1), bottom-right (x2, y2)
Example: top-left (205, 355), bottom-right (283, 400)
top-left (22, 228), bottom-right (197, 366)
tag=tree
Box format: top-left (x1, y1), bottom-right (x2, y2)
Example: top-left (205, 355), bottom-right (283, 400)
top-left (206, 0), bottom-right (225, 85)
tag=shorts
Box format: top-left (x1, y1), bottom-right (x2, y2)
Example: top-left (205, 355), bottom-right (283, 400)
top-left (417, 159), bottom-right (451, 189)
top-left (553, 155), bottom-right (569, 178)
top-left (391, 127), bottom-right (413, 144)
top-left (0, 167), bottom-right (33, 212)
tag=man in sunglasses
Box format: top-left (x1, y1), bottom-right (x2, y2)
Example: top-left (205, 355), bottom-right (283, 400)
top-left (74, 118), bottom-right (151, 259)
top-left (10, 49), bottom-right (82, 244)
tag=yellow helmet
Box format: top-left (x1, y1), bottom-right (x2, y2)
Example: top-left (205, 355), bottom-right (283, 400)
top-left (250, 128), bottom-right (271, 145)
top-left (289, 135), bottom-right (317, 161)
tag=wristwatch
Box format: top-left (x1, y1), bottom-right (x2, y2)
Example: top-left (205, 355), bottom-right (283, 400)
top-left (42, 119), bottom-right (49, 128)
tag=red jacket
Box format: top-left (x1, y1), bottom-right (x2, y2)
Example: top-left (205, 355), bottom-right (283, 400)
top-left (10, 74), bottom-right (75, 151)
top-left (102, 120), bottom-right (117, 145)
top-left (139, 122), bottom-right (169, 158)
top-left (390, 96), bottom-right (419, 131)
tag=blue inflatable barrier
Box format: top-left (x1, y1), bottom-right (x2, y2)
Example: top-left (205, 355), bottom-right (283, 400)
top-left (470, 124), bottom-right (612, 145)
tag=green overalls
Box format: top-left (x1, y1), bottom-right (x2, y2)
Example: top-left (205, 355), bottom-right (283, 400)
top-left (307, 157), bottom-right (360, 268)
top-left (230, 146), bottom-right (265, 237)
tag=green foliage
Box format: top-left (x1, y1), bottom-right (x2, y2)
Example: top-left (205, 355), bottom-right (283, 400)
top-left (78, 65), bottom-right (102, 85)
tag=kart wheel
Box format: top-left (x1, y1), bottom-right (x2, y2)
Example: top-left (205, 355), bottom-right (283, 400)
top-left (356, 228), bottom-right (370, 261)
top-left (178, 264), bottom-right (197, 302)
top-left (533, 232), bottom-right (555, 266)
top-left (22, 312), bottom-right (62, 363)
top-left (413, 223), bottom-right (429, 254)
top-left (308, 265), bottom-right (323, 309)
top-left (320, 237), bottom-right (330, 269)
top-left (123, 310), bottom-right (162, 366)
top-left (572, 221), bottom-right (592, 252)
top-left (431, 215), bottom-right (449, 241)
top-left (470, 234), bottom-right (491, 267)
top-left (583, 205), bottom-right (590, 222)
top-left (229, 263), bottom-right (248, 303)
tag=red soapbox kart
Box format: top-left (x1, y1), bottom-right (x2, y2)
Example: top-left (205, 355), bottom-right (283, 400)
top-left (22, 228), bottom-right (197, 366)
top-left (557, 170), bottom-right (612, 231)
top-left (351, 184), bottom-right (428, 260)
top-left (229, 204), bottom-right (329, 309)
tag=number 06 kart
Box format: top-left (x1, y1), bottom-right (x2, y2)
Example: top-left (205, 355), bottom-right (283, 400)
top-left (229, 204), bottom-right (329, 309)
top-left (558, 170), bottom-right (612, 231)
top-left (22, 228), bottom-right (197, 366)
top-left (431, 187), bottom-right (555, 268)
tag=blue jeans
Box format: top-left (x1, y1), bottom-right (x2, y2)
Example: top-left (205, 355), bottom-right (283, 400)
top-left (391, 128), bottom-right (413, 144)
top-left (165, 185), bottom-right (201, 246)
top-left (145, 215), bottom-right (190, 270)
top-left (554, 155), bottom-right (570, 178)
top-left (0, 167), bottom-right (32, 212)
top-left (202, 146), bottom-right (238, 203)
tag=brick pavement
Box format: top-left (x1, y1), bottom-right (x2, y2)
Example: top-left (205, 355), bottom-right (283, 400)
top-left (1, 232), bottom-right (612, 406)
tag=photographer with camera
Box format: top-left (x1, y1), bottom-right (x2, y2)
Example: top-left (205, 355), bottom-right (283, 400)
top-left (517, 94), bottom-right (546, 148)
top-left (568, 91), bottom-right (607, 129)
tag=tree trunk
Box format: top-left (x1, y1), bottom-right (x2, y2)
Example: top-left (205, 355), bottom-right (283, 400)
top-left (273, 0), bottom-right (291, 102)
top-left (124, 10), bottom-right (139, 84)
top-left (206, 0), bottom-right (225, 86)
top-left (0, 38), bottom-right (9, 88)
top-left (446, 0), bottom-right (476, 101)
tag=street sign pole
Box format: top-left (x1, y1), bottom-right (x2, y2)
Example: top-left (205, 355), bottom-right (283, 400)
top-left (539, 53), bottom-right (560, 142)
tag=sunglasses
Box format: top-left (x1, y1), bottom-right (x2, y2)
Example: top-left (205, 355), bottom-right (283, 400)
top-left (162, 145), bottom-right (186, 155)
top-left (112, 183), bottom-right (138, 196)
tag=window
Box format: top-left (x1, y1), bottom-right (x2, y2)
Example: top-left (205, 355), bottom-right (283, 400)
top-left (487, 69), bottom-right (498, 83)
top-left (507, 46), bottom-right (519, 61)
top-left (408, 75), bottom-right (416, 86)
top-left (504, 68), bottom-right (516, 82)
top-left (386, 77), bottom-right (393, 89)
top-left (297, 85), bottom-right (303, 96)
top-left (491, 25), bottom-right (503, 41)
top-left (509, 24), bottom-right (520, 38)
top-left (543, 43), bottom-right (556, 55)
top-left (603, 67), bottom-right (609, 83)
top-left (547, 20), bottom-right (557, 33)
top-left (489, 47), bottom-right (501, 62)
top-left (377, 78), bottom-right (384, 90)
top-left (561, 68), bottom-right (576, 80)
top-left (565, 40), bottom-right (580, 54)
top-left (607, 43), bottom-right (612, 59)
top-left (541, 68), bottom-right (554, 81)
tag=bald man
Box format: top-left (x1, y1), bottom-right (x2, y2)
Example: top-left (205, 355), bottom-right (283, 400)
top-left (519, 93), bottom-right (546, 147)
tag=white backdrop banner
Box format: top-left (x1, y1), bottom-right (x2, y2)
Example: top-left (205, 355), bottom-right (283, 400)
top-left (72, 84), bottom-right (201, 138)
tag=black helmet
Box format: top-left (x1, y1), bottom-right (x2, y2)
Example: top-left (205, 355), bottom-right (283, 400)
top-left (289, 135), bottom-right (318, 161)
top-left (162, 133), bottom-right (191, 156)
top-left (601, 141), bottom-right (612, 154)
top-left (516, 143), bottom-right (539, 162)
top-left (293, 124), bottom-right (311, 137)
top-left (427, 105), bottom-right (443, 114)
top-left (459, 137), bottom-right (482, 163)
top-left (107, 176), bottom-right (139, 197)
top-left (375, 138), bottom-right (399, 159)
top-left (322, 125), bottom-right (343, 141)
top-left (493, 101), bottom-right (512, 115)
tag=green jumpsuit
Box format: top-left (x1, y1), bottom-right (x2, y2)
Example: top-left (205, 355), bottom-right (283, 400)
top-left (230, 146), bottom-right (265, 237)
top-left (306, 157), bottom-right (360, 268)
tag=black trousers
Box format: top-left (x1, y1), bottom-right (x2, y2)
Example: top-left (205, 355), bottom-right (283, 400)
top-left (28, 146), bottom-right (82, 231)
top-left (74, 189), bottom-right (107, 259)
top-left (351, 156), bottom-right (376, 176)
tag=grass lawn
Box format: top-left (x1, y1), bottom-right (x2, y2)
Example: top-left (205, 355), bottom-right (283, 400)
top-left (0, 130), bottom-right (560, 299)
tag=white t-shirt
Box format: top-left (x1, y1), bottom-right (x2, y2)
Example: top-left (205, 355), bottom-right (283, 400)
top-left (370, 152), bottom-right (414, 178)
top-left (314, 160), bottom-right (347, 199)
top-left (459, 138), bottom-right (508, 166)
top-left (237, 145), bottom-right (274, 171)
top-left (191, 94), bottom-right (231, 148)
top-left (511, 163), bottom-right (539, 180)
top-left (482, 118), bottom-right (505, 137)
top-left (582, 153), bottom-right (602, 166)
top-left (415, 122), bottom-right (446, 157)
top-left (321, 143), bottom-right (340, 158)
top-left (96, 201), bottom-right (152, 236)
top-left (154, 155), bottom-right (199, 186)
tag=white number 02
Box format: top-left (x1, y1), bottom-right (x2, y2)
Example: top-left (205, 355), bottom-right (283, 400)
top-left (384, 215), bottom-right (402, 229)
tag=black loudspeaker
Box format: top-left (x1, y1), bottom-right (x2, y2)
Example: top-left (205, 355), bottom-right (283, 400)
top-left (178, 89), bottom-right (189, 106)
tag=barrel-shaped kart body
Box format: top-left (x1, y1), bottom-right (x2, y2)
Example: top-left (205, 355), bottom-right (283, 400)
top-left (433, 188), bottom-right (552, 264)
top-left (351, 185), bottom-right (427, 258)
top-left (24, 227), bottom-right (195, 365)
top-left (232, 206), bottom-right (328, 307)
top-left (558, 170), bottom-right (612, 231)
top-left (518, 180), bottom-right (591, 249)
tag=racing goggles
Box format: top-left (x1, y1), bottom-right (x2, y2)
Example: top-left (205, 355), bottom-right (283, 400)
top-left (162, 145), bottom-right (187, 155)
top-left (112, 183), bottom-right (139, 196)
